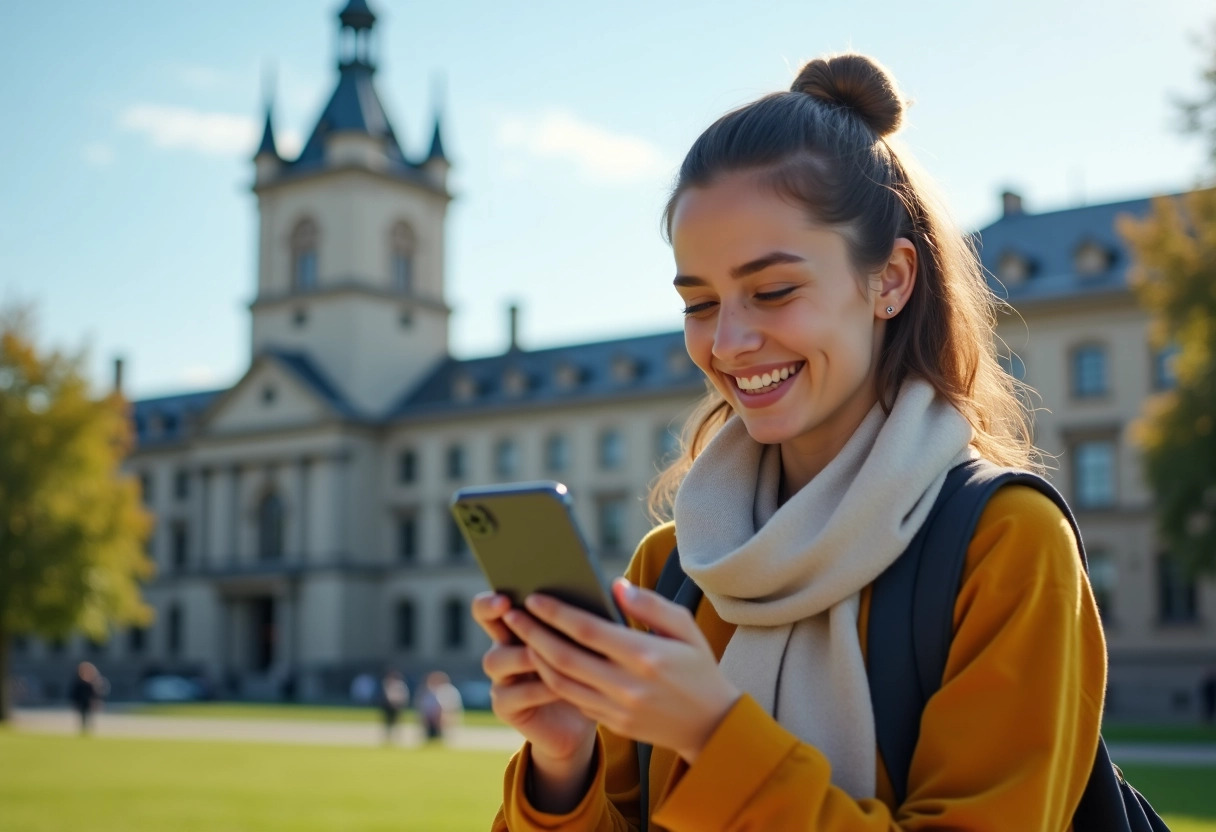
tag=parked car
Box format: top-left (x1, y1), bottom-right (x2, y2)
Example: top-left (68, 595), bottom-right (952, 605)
top-left (141, 674), bottom-right (205, 702)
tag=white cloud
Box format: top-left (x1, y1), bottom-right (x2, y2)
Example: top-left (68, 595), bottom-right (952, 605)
top-left (82, 143), bottom-right (115, 167)
top-left (497, 111), bottom-right (675, 185)
top-left (180, 364), bottom-right (220, 386)
top-left (118, 103), bottom-right (303, 159)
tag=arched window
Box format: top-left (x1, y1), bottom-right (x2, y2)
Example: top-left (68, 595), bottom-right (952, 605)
top-left (390, 221), bottom-right (415, 294)
top-left (291, 219), bottom-right (319, 292)
top-left (258, 492), bottom-right (284, 560)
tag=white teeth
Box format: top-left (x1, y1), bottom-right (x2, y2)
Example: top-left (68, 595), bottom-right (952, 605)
top-left (734, 364), bottom-right (799, 392)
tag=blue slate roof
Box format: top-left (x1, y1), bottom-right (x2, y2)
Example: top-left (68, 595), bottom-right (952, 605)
top-left (389, 330), bottom-right (703, 420)
top-left (974, 195), bottom-right (1159, 304)
top-left (131, 389), bottom-right (224, 447)
top-left (288, 63), bottom-right (411, 173)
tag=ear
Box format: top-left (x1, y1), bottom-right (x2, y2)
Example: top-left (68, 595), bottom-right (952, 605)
top-left (874, 238), bottom-right (916, 319)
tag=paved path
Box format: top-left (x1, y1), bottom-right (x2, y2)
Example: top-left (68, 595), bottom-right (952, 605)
top-left (11, 710), bottom-right (1216, 765)
top-left (11, 708), bottom-right (525, 751)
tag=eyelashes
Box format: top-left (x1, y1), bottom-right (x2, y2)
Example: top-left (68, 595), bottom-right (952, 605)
top-left (681, 286), bottom-right (797, 316)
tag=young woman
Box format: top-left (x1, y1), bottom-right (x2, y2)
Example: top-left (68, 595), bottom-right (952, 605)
top-left (473, 53), bottom-right (1106, 830)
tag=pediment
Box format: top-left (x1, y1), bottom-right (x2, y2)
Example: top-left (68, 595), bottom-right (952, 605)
top-left (202, 357), bottom-right (335, 435)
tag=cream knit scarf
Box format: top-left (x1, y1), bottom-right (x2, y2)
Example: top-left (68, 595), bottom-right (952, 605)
top-left (672, 379), bottom-right (973, 798)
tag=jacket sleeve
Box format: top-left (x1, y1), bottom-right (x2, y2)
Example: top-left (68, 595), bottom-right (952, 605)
top-left (492, 524), bottom-right (677, 831)
top-left (650, 485), bottom-right (1107, 831)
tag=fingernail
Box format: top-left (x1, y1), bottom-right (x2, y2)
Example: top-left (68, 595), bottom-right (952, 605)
top-left (524, 595), bottom-right (550, 615)
top-left (619, 579), bottom-right (639, 602)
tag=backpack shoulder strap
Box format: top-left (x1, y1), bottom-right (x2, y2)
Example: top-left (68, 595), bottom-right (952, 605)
top-left (868, 459), bottom-right (1080, 806)
top-left (637, 545), bottom-right (701, 832)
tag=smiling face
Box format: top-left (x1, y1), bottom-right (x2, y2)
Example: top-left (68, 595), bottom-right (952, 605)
top-left (671, 171), bottom-right (899, 481)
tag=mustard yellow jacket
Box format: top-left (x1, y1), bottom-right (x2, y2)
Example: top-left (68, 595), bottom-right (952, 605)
top-left (493, 485), bottom-right (1107, 831)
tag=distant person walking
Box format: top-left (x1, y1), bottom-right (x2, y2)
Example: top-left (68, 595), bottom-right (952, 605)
top-left (69, 662), bottom-right (104, 735)
top-left (378, 671), bottom-right (409, 745)
top-left (417, 671), bottom-right (462, 743)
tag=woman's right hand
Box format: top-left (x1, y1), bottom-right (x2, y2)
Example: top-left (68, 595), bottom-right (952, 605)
top-left (472, 592), bottom-right (598, 810)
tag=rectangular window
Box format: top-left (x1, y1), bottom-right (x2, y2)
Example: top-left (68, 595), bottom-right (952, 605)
top-left (1072, 345), bottom-right (1108, 398)
top-left (1152, 345), bottom-right (1179, 391)
top-left (140, 472), bottom-right (154, 505)
top-left (655, 425), bottom-right (681, 466)
top-left (398, 449), bottom-right (417, 484)
top-left (448, 515), bottom-right (468, 560)
top-left (598, 429), bottom-right (625, 471)
top-left (597, 495), bottom-right (628, 554)
top-left (398, 513), bottom-right (417, 563)
top-left (443, 598), bottom-right (466, 649)
top-left (167, 605), bottom-right (183, 657)
top-left (446, 444), bottom-right (465, 480)
top-left (1073, 440), bottom-right (1116, 508)
top-left (295, 251), bottom-right (318, 290)
top-left (174, 469), bottom-right (190, 500)
top-left (494, 439), bottom-right (518, 479)
top-left (171, 521), bottom-right (189, 570)
top-left (127, 627), bottom-right (146, 655)
top-left (545, 433), bottom-right (569, 474)
top-left (395, 600), bottom-right (416, 650)
top-left (1158, 555), bottom-right (1198, 624)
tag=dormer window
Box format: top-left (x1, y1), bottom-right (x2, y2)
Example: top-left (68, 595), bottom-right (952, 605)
top-left (291, 219), bottom-right (319, 291)
top-left (1074, 239), bottom-right (1113, 277)
top-left (666, 348), bottom-right (692, 377)
top-left (555, 362), bottom-right (581, 390)
top-left (453, 374), bottom-right (477, 402)
top-left (611, 356), bottom-right (638, 384)
top-left (997, 251), bottom-right (1033, 286)
top-left (503, 368), bottom-right (528, 397)
top-left (390, 221), bottom-right (415, 294)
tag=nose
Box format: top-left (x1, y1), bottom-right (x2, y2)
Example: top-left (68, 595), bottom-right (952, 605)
top-left (711, 302), bottom-right (763, 364)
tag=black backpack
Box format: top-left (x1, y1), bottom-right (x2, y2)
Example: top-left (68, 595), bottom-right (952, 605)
top-left (638, 459), bottom-right (1169, 832)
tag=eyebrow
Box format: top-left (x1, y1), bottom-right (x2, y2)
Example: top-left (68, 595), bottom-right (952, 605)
top-left (673, 251), bottom-right (806, 287)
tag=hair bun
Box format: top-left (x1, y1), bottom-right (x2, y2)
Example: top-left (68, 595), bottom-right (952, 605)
top-left (791, 53), bottom-right (904, 137)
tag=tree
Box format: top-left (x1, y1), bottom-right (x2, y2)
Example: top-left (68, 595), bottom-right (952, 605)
top-left (1121, 189), bottom-right (1216, 575)
top-left (0, 307), bottom-right (153, 721)
top-left (1120, 29), bottom-right (1216, 575)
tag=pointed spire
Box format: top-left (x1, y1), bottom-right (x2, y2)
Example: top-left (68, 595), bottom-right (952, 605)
top-left (426, 74), bottom-right (448, 162)
top-left (255, 64), bottom-right (279, 160)
top-left (338, 0), bottom-right (376, 31)
top-left (256, 109), bottom-right (278, 158)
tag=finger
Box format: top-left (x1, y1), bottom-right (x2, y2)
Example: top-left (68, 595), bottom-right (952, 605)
top-left (471, 592), bottom-right (515, 645)
top-left (521, 593), bottom-right (655, 667)
top-left (612, 579), bottom-right (707, 646)
top-left (482, 643), bottom-right (538, 683)
top-left (505, 607), bottom-right (634, 696)
top-left (528, 646), bottom-right (623, 719)
top-left (490, 678), bottom-right (563, 717)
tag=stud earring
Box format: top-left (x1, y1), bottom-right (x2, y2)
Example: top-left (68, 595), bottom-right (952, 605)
top-left (886, 306), bottom-right (895, 316)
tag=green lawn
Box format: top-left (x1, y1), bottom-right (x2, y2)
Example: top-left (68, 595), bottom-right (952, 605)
top-left (0, 730), bottom-right (512, 831)
top-left (0, 731), bottom-right (1212, 831)
top-left (1103, 721), bottom-right (1216, 745)
top-left (124, 701), bottom-right (505, 728)
top-left (1120, 764), bottom-right (1216, 832)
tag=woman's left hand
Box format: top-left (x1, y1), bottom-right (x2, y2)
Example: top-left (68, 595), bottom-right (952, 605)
top-left (501, 578), bottom-right (740, 764)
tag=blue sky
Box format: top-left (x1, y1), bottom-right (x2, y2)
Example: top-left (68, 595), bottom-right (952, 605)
top-left (0, 0), bottom-right (1211, 400)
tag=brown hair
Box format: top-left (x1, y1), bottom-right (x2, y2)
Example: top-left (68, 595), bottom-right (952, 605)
top-left (649, 54), bottom-right (1038, 519)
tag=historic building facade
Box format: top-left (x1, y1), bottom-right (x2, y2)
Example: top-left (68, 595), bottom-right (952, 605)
top-left (11, 2), bottom-right (1213, 718)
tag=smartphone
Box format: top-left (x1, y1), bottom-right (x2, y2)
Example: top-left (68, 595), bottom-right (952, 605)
top-left (450, 481), bottom-right (625, 625)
